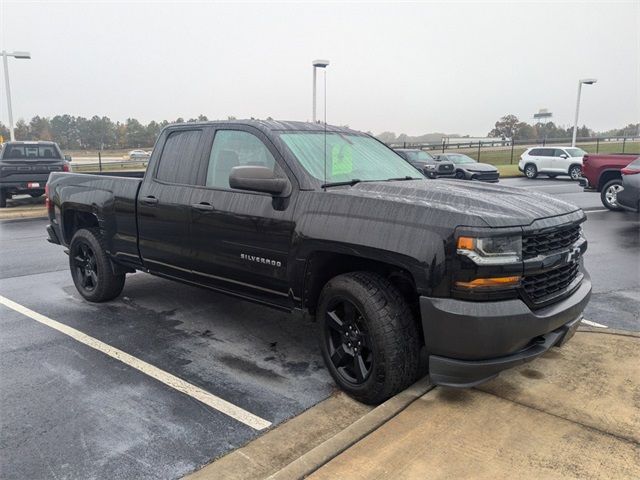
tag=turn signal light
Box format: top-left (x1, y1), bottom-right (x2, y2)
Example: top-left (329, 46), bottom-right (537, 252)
top-left (457, 236), bottom-right (475, 250)
top-left (455, 276), bottom-right (521, 289)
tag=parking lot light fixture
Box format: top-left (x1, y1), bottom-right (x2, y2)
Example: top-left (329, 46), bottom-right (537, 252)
top-left (2, 50), bottom-right (32, 141)
top-left (572, 78), bottom-right (597, 147)
top-left (312, 59), bottom-right (330, 123)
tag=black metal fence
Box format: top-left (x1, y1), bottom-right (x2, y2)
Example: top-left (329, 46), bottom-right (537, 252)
top-left (387, 136), bottom-right (640, 164)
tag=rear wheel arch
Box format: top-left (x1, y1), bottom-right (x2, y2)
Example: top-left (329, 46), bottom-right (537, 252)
top-left (62, 209), bottom-right (100, 245)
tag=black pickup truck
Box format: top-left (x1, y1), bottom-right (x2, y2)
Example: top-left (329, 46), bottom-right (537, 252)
top-left (0, 141), bottom-right (70, 207)
top-left (46, 120), bottom-right (591, 404)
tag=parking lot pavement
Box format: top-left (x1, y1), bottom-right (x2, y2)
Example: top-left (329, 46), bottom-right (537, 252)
top-left (0, 220), bottom-right (336, 479)
top-left (309, 330), bottom-right (640, 479)
top-left (500, 176), bottom-right (604, 211)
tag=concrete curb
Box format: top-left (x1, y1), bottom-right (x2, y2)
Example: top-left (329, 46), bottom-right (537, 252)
top-left (267, 377), bottom-right (434, 480)
top-left (578, 325), bottom-right (640, 338)
top-left (0, 208), bottom-right (47, 221)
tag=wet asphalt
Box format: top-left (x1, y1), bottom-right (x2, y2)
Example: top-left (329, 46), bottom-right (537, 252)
top-left (0, 177), bottom-right (638, 479)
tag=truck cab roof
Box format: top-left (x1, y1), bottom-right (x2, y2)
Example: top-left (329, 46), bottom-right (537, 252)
top-left (163, 119), bottom-right (362, 136)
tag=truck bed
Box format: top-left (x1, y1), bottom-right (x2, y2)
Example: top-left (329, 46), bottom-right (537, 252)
top-left (47, 172), bottom-right (144, 267)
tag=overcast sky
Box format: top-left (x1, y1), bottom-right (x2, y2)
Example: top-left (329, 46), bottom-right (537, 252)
top-left (1, 1), bottom-right (638, 136)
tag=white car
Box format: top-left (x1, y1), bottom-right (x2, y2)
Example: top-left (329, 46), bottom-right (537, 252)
top-left (128, 149), bottom-right (150, 159)
top-left (519, 146), bottom-right (586, 180)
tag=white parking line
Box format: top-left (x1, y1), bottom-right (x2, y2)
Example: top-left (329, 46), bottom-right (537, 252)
top-left (0, 295), bottom-right (271, 431)
top-left (581, 319), bottom-right (609, 329)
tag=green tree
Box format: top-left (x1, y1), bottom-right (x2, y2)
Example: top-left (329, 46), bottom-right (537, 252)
top-left (14, 119), bottom-right (31, 140)
top-left (488, 115), bottom-right (520, 139)
top-left (125, 118), bottom-right (147, 147)
top-left (144, 120), bottom-right (163, 146)
top-left (514, 122), bottom-right (536, 140)
top-left (51, 115), bottom-right (80, 149)
top-left (29, 116), bottom-right (53, 141)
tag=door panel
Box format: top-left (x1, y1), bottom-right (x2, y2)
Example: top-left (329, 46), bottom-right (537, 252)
top-left (552, 149), bottom-right (570, 172)
top-left (537, 148), bottom-right (555, 171)
top-left (188, 127), bottom-right (297, 307)
top-left (189, 189), bottom-right (295, 305)
top-left (137, 128), bottom-right (208, 278)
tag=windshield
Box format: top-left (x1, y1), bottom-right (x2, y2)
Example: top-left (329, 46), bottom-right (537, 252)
top-left (565, 148), bottom-right (586, 157)
top-left (279, 132), bottom-right (421, 183)
top-left (445, 154), bottom-right (476, 165)
top-left (406, 150), bottom-right (435, 163)
top-left (2, 144), bottom-right (61, 160)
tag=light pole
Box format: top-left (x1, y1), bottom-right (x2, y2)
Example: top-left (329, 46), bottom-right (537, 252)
top-left (2, 50), bottom-right (31, 141)
top-left (571, 78), bottom-right (597, 147)
top-left (312, 59), bottom-right (329, 123)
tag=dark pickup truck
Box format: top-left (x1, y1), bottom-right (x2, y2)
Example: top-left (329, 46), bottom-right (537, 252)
top-left (0, 141), bottom-right (70, 207)
top-left (46, 120), bottom-right (591, 404)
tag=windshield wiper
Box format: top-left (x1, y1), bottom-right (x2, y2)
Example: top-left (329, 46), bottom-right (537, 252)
top-left (321, 178), bottom-right (362, 188)
top-left (385, 176), bottom-right (420, 181)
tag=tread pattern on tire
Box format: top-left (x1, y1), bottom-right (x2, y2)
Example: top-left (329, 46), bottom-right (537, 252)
top-left (70, 228), bottom-right (125, 302)
top-left (319, 271), bottom-right (421, 405)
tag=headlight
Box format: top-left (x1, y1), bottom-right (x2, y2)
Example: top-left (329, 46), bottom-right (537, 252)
top-left (457, 235), bottom-right (522, 265)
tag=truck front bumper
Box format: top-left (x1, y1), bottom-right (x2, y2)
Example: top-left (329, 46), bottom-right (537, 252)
top-left (419, 275), bottom-right (591, 387)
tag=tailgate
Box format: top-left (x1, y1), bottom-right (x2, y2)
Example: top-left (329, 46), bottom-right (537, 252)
top-left (1, 160), bottom-right (65, 181)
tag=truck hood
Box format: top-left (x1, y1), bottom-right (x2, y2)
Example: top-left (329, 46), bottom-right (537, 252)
top-left (335, 179), bottom-right (581, 228)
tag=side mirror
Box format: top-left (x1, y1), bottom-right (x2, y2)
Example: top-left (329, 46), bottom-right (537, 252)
top-left (64, 155), bottom-right (72, 162)
top-left (229, 166), bottom-right (288, 195)
top-left (560, 154), bottom-right (568, 159)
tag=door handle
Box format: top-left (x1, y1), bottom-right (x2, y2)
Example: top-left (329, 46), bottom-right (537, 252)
top-left (191, 202), bottom-right (214, 212)
top-left (141, 195), bottom-right (158, 206)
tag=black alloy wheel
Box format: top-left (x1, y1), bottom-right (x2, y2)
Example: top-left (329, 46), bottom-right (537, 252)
top-left (69, 228), bottom-right (126, 302)
top-left (324, 298), bottom-right (372, 385)
top-left (455, 170), bottom-right (465, 179)
top-left (72, 241), bottom-right (99, 292)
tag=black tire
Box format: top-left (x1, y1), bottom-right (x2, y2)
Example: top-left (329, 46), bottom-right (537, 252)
top-left (455, 170), bottom-right (465, 180)
top-left (0, 190), bottom-right (6, 208)
top-left (600, 179), bottom-right (624, 211)
top-left (524, 163), bottom-right (538, 179)
top-left (548, 174), bottom-right (558, 179)
top-left (317, 271), bottom-right (421, 405)
top-left (29, 190), bottom-right (45, 198)
top-left (568, 165), bottom-right (582, 181)
top-left (69, 228), bottom-right (126, 302)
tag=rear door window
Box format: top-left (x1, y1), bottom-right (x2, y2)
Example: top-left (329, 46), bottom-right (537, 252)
top-left (3, 145), bottom-right (60, 159)
top-left (529, 148), bottom-right (542, 156)
top-left (155, 129), bottom-right (204, 185)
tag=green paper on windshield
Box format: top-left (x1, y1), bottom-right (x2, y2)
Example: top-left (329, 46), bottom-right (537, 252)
top-left (331, 144), bottom-right (353, 175)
